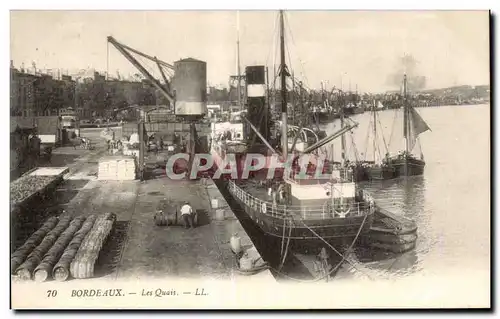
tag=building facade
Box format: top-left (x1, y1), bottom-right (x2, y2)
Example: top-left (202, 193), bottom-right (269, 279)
top-left (10, 66), bottom-right (76, 117)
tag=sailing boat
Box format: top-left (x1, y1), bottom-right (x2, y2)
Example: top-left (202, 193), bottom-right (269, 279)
top-left (386, 74), bottom-right (431, 177)
top-left (362, 100), bottom-right (397, 180)
top-left (211, 11), bottom-right (375, 253)
top-left (310, 82), bottom-right (338, 124)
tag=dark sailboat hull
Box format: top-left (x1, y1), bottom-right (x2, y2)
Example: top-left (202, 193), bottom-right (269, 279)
top-left (310, 112), bottom-right (338, 124)
top-left (390, 157), bottom-right (425, 177)
top-left (346, 163), bottom-right (395, 182)
top-left (366, 165), bottom-right (397, 180)
top-left (344, 107), bottom-right (364, 116)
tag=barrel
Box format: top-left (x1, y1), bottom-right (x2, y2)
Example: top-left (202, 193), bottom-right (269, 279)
top-left (154, 210), bottom-right (199, 226)
top-left (154, 211), bottom-right (177, 226)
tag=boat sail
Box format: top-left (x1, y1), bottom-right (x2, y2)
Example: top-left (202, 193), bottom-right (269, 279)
top-left (361, 100), bottom-right (397, 180)
top-left (387, 74), bottom-right (431, 177)
top-left (211, 11), bottom-right (375, 255)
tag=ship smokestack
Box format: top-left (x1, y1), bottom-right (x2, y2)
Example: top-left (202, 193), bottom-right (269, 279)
top-left (245, 65), bottom-right (268, 143)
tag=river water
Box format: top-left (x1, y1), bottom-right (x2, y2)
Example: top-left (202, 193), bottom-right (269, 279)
top-left (321, 104), bottom-right (490, 283)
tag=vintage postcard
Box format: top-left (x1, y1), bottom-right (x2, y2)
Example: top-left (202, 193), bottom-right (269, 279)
top-left (9, 10), bottom-right (491, 309)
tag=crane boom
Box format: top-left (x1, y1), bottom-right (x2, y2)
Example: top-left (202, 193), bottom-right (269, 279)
top-left (107, 36), bottom-right (175, 105)
top-left (116, 40), bottom-right (174, 70)
top-left (155, 56), bottom-right (171, 91)
top-left (302, 122), bottom-right (358, 154)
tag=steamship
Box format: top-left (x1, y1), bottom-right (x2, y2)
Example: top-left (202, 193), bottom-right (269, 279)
top-left (210, 11), bottom-right (375, 250)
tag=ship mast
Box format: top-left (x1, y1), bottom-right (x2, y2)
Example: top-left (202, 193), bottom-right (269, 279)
top-left (340, 90), bottom-right (346, 166)
top-left (236, 11), bottom-right (242, 110)
top-left (279, 10), bottom-right (288, 159)
top-left (374, 102), bottom-right (377, 163)
top-left (403, 73), bottom-right (409, 175)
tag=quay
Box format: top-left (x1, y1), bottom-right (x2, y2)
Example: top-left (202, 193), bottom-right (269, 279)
top-left (11, 126), bottom-right (417, 285)
top-left (11, 128), bottom-right (274, 283)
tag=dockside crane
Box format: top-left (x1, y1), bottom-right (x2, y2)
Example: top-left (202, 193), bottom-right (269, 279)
top-left (107, 36), bottom-right (207, 180)
top-left (107, 36), bottom-right (174, 106)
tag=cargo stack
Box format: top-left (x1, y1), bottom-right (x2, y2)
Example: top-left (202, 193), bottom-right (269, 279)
top-left (97, 156), bottom-right (137, 181)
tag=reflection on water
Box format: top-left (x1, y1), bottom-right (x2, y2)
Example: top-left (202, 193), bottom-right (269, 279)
top-left (322, 105), bottom-right (490, 280)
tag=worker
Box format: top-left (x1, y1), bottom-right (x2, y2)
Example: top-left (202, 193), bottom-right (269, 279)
top-left (29, 133), bottom-right (41, 169)
top-left (180, 201), bottom-right (195, 229)
top-left (44, 147), bottom-right (52, 164)
top-left (159, 136), bottom-right (164, 151)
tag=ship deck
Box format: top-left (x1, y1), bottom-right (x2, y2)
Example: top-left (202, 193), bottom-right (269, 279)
top-left (236, 181), bottom-right (312, 218)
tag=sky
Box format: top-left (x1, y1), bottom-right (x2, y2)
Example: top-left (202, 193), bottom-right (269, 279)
top-left (10, 10), bottom-right (490, 92)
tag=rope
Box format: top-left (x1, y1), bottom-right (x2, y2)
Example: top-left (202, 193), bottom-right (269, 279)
top-left (278, 216), bottom-right (292, 271)
top-left (349, 132), bottom-right (361, 162)
top-left (362, 121), bottom-right (371, 161)
top-left (377, 114), bottom-right (390, 154)
top-left (279, 214), bottom-right (286, 258)
top-left (387, 108), bottom-right (399, 149)
top-left (106, 41), bottom-right (109, 80)
top-left (293, 215), bottom-right (373, 280)
top-left (225, 181), bottom-right (378, 282)
top-left (363, 119), bottom-right (372, 162)
top-left (273, 212), bottom-right (371, 282)
top-left (284, 13), bottom-right (310, 88)
top-left (230, 209), bottom-right (370, 283)
top-left (417, 138), bottom-right (424, 158)
top-left (265, 13), bottom-right (279, 69)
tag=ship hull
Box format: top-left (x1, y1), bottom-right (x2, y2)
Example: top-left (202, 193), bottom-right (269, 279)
top-left (390, 157), bottom-right (425, 177)
top-left (224, 178), bottom-right (374, 247)
top-left (344, 107), bottom-right (365, 116)
top-left (310, 112), bottom-right (338, 124)
top-left (366, 165), bottom-right (397, 180)
top-left (209, 141), bottom-right (375, 250)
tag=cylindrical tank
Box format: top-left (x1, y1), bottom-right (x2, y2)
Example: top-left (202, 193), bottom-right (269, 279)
top-left (245, 65), bottom-right (268, 140)
top-left (172, 58), bottom-right (207, 117)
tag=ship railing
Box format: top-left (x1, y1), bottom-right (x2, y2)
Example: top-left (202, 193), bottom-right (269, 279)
top-left (228, 180), bottom-right (374, 220)
top-left (285, 167), bottom-right (354, 185)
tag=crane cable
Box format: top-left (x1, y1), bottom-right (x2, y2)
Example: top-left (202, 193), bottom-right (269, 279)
top-left (234, 211), bottom-right (372, 282)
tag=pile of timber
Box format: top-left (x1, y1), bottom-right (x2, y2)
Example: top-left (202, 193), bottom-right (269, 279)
top-left (70, 213), bottom-right (117, 279)
top-left (33, 217), bottom-right (86, 282)
top-left (11, 216), bottom-right (59, 272)
top-left (10, 167), bottom-right (69, 210)
top-left (14, 215), bottom-right (73, 280)
top-left (11, 213), bottom-right (116, 282)
top-left (98, 156), bottom-right (137, 181)
top-left (11, 175), bottom-right (59, 210)
top-left (53, 215), bottom-right (97, 281)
